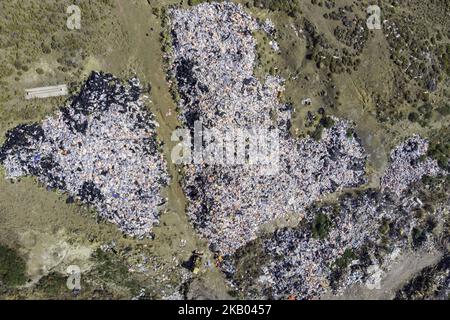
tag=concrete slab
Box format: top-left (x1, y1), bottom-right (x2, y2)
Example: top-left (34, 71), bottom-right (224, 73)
top-left (25, 85), bottom-right (68, 100)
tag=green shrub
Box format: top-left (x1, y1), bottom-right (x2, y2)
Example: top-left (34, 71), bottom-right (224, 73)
top-left (0, 244), bottom-right (27, 287)
top-left (151, 7), bottom-right (160, 17)
top-left (427, 134), bottom-right (450, 170)
top-left (13, 60), bottom-right (22, 70)
top-left (92, 249), bottom-right (140, 295)
top-left (320, 116), bottom-right (335, 129)
top-left (0, 63), bottom-right (13, 78)
top-left (379, 218), bottom-right (390, 235)
top-left (41, 43), bottom-right (51, 54)
top-left (34, 272), bottom-right (67, 296)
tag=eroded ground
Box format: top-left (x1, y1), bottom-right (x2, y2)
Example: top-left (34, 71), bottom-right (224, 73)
top-left (0, 0), bottom-right (449, 300)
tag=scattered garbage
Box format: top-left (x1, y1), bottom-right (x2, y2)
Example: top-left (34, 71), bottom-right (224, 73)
top-left (25, 84), bottom-right (68, 100)
top-left (0, 71), bottom-right (170, 238)
top-left (381, 136), bottom-right (441, 196)
top-left (170, 2), bottom-right (367, 255)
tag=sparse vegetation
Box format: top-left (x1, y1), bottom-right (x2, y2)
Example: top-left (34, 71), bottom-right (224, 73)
top-left (0, 0), bottom-right (449, 301)
top-left (427, 128), bottom-right (450, 170)
top-left (33, 272), bottom-right (67, 297)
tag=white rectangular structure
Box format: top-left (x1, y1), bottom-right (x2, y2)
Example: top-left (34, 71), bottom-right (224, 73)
top-left (25, 85), bottom-right (68, 100)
